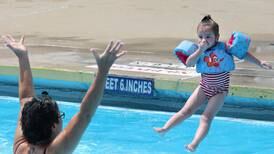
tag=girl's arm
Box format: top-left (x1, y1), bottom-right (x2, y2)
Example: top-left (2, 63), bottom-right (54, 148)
top-left (185, 48), bottom-right (203, 67)
top-left (244, 52), bottom-right (272, 69)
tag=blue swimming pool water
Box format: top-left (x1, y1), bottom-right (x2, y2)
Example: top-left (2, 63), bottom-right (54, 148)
top-left (1, 96), bottom-right (274, 154)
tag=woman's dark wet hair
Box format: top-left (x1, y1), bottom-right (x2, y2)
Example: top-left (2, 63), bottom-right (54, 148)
top-left (198, 15), bottom-right (219, 36)
top-left (21, 91), bottom-right (60, 145)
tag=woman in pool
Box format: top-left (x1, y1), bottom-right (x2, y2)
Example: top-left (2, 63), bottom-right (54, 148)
top-left (2, 35), bottom-right (126, 154)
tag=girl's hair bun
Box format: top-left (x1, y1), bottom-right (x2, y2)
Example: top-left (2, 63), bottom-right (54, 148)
top-left (201, 15), bottom-right (212, 22)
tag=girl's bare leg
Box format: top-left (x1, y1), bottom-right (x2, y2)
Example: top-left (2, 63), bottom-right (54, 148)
top-left (154, 86), bottom-right (207, 133)
top-left (186, 92), bottom-right (227, 152)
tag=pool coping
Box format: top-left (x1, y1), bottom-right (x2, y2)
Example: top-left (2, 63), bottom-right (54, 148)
top-left (0, 66), bottom-right (274, 121)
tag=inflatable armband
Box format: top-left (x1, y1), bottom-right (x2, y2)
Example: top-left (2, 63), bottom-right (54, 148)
top-left (227, 32), bottom-right (250, 59)
top-left (173, 40), bottom-right (198, 65)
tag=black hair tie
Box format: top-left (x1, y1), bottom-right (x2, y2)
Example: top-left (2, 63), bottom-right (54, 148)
top-left (41, 91), bottom-right (49, 96)
top-left (201, 15), bottom-right (212, 22)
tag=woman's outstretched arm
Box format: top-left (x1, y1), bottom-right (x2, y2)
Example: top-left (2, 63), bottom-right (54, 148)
top-left (48, 41), bottom-right (126, 154)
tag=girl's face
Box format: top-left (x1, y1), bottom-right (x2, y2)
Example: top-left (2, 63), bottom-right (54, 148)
top-left (197, 25), bottom-right (219, 50)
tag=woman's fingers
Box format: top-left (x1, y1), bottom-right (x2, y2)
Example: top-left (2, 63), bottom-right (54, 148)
top-left (91, 40), bottom-right (126, 65)
top-left (2, 36), bottom-right (14, 50)
top-left (2, 35), bottom-right (25, 49)
top-left (106, 41), bottom-right (114, 53)
top-left (2, 35), bottom-right (12, 45)
top-left (110, 40), bottom-right (123, 53)
top-left (116, 50), bottom-right (127, 58)
top-left (20, 35), bottom-right (25, 44)
top-left (7, 34), bottom-right (15, 42)
top-left (90, 48), bottom-right (100, 63)
top-left (115, 42), bottom-right (124, 53)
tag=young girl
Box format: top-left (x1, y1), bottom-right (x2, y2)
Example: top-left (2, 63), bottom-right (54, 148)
top-left (154, 15), bottom-right (272, 152)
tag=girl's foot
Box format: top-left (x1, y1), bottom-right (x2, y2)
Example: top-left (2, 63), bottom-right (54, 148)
top-left (153, 127), bottom-right (167, 133)
top-left (185, 144), bottom-right (196, 152)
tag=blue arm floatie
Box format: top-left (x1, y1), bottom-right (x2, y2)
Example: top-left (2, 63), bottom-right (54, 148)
top-left (227, 32), bottom-right (250, 59)
top-left (173, 40), bottom-right (198, 65)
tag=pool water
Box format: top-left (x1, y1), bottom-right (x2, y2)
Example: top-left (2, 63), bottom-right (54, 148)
top-left (1, 96), bottom-right (274, 154)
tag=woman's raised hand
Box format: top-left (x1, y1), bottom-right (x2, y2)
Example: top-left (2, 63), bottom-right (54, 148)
top-left (91, 40), bottom-right (126, 74)
top-left (2, 35), bottom-right (27, 58)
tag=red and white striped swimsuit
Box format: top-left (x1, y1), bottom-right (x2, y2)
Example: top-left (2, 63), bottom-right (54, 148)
top-left (200, 72), bottom-right (230, 99)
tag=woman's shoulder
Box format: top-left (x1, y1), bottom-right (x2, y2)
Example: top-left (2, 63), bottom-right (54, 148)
top-left (14, 136), bottom-right (28, 154)
top-left (14, 136), bottom-right (48, 154)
